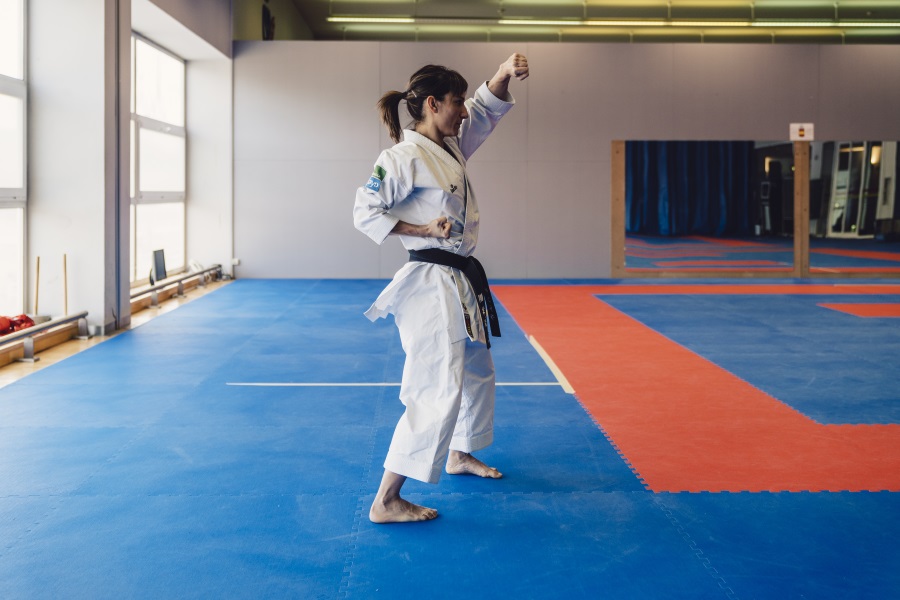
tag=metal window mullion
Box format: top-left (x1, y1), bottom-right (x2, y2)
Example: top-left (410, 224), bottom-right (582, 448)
top-left (136, 193), bottom-right (185, 204)
top-left (131, 115), bottom-right (139, 203)
top-left (134, 114), bottom-right (185, 137)
top-left (0, 72), bottom-right (27, 200)
top-left (0, 74), bottom-right (26, 95)
top-left (132, 32), bottom-right (183, 65)
top-left (133, 115), bottom-right (185, 204)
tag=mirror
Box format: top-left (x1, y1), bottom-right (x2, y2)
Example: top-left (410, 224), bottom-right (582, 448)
top-left (623, 141), bottom-right (795, 274)
top-left (616, 140), bottom-right (900, 277)
top-left (809, 141), bottom-right (900, 274)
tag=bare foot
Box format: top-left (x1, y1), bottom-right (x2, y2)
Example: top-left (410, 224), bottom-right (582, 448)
top-left (369, 470), bottom-right (438, 524)
top-left (369, 497), bottom-right (438, 524)
top-left (445, 451), bottom-right (503, 478)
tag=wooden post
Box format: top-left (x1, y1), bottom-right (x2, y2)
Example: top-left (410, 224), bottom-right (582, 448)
top-left (793, 142), bottom-right (810, 278)
top-left (611, 141), bottom-right (627, 278)
top-left (34, 256), bottom-right (41, 315)
top-left (63, 254), bottom-right (69, 316)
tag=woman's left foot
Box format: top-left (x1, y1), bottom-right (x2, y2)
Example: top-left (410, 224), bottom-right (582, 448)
top-left (446, 451), bottom-right (502, 478)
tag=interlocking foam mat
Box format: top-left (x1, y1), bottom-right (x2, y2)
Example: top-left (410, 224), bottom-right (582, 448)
top-left (1, 280), bottom-right (898, 599)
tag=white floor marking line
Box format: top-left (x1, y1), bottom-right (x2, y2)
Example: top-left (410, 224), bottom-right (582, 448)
top-left (225, 382), bottom-right (561, 387)
top-left (527, 335), bottom-right (575, 394)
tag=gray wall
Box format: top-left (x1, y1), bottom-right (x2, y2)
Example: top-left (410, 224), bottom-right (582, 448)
top-left (28, 0), bottom-right (130, 330)
top-left (233, 41), bottom-right (900, 279)
top-left (148, 0), bottom-right (233, 58)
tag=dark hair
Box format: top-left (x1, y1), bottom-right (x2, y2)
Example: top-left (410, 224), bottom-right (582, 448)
top-left (377, 64), bottom-right (468, 144)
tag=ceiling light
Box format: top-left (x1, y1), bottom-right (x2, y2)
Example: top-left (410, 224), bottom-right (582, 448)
top-left (327, 17), bottom-right (415, 24)
top-left (327, 16), bottom-right (900, 29)
top-left (499, 19), bottom-right (900, 29)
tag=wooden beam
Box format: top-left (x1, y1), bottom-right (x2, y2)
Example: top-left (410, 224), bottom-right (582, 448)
top-left (611, 140), bottom-right (627, 278)
top-left (794, 141), bottom-right (811, 277)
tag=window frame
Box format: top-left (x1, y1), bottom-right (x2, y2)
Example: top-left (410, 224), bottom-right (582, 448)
top-left (129, 33), bottom-right (187, 285)
top-left (0, 0), bottom-right (27, 315)
top-left (0, 74), bottom-right (26, 203)
top-left (0, 0), bottom-right (27, 203)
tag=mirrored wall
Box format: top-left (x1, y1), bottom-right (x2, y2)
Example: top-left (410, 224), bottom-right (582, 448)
top-left (810, 141), bottom-right (900, 274)
top-left (612, 140), bottom-right (900, 277)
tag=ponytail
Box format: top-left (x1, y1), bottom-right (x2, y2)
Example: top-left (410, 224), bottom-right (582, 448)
top-left (377, 90), bottom-right (406, 144)
top-left (376, 65), bottom-right (468, 145)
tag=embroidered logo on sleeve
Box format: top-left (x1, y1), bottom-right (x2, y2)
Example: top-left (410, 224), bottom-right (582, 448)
top-left (365, 165), bottom-right (387, 192)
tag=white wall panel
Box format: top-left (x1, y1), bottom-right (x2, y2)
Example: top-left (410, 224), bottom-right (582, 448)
top-left (186, 58), bottom-right (233, 275)
top-left (233, 41), bottom-right (900, 280)
top-left (818, 45), bottom-right (900, 141)
top-left (234, 158), bottom-right (376, 277)
top-left (29, 0), bottom-right (122, 331)
top-left (526, 44), bottom-right (613, 164)
top-left (617, 44), bottom-right (676, 140)
top-left (671, 45), bottom-right (820, 140)
top-left (466, 161), bottom-right (530, 279)
top-left (233, 41), bottom-right (381, 162)
top-left (524, 158), bottom-right (608, 278)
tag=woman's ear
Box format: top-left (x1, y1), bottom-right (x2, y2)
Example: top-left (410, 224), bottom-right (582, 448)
top-left (427, 96), bottom-right (439, 113)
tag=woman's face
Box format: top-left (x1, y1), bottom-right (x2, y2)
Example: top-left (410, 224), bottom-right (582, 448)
top-left (432, 91), bottom-right (469, 138)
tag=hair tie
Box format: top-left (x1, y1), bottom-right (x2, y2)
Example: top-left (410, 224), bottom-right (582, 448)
top-left (405, 89), bottom-right (416, 100)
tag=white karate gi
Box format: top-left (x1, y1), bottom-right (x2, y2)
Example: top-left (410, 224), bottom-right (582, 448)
top-left (354, 82), bottom-right (515, 483)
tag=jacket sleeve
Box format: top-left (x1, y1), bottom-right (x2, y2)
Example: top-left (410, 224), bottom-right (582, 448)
top-left (457, 82), bottom-right (516, 161)
top-left (353, 150), bottom-right (408, 245)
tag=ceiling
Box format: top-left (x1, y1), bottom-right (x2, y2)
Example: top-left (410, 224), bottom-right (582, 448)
top-left (292, 0), bottom-right (900, 44)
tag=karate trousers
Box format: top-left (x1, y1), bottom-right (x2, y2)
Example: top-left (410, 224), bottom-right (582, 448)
top-left (384, 286), bottom-right (495, 484)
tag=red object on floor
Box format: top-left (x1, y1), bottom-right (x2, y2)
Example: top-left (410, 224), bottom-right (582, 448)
top-left (494, 284), bottom-right (900, 493)
top-left (653, 260), bottom-right (784, 267)
top-left (1, 314), bottom-right (34, 336)
top-left (812, 248), bottom-right (900, 263)
top-left (819, 303), bottom-right (900, 318)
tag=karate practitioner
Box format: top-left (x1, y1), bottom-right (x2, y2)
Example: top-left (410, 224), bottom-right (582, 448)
top-left (354, 53), bottom-right (529, 523)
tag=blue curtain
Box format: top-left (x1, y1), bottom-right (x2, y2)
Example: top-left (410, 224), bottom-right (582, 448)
top-left (626, 141), bottom-right (754, 237)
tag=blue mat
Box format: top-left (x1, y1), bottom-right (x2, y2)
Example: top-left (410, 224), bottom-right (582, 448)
top-left (1, 280), bottom-right (898, 599)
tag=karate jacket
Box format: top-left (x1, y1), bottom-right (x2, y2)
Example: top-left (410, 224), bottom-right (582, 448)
top-left (354, 82), bottom-right (515, 344)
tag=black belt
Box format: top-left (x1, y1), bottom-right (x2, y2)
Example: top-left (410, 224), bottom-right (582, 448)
top-left (408, 249), bottom-right (501, 347)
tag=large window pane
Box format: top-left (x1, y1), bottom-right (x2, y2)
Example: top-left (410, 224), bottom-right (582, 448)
top-left (130, 120), bottom-right (136, 197)
top-left (0, 93), bottom-right (24, 189)
top-left (135, 38), bottom-right (184, 126)
top-left (130, 204), bottom-right (136, 282)
top-left (0, 207), bottom-right (24, 315)
top-left (0, 0), bottom-right (24, 79)
top-left (134, 203), bottom-right (185, 281)
top-left (131, 35), bottom-right (186, 285)
top-left (130, 36), bottom-right (136, 114)
top-left (139, 128), bottom-right (185, 192)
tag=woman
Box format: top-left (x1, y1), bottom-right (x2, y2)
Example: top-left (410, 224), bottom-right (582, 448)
top-left (354, 53), bottom-right (529, 523)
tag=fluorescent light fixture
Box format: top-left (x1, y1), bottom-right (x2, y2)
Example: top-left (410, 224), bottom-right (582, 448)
top-left (498, 19), bottom-right (720, 27)
top-left (328, 16), bottom-right (415, 24)
top-left (328, 16), bottom-right (900, 29)
top-left (498, 19), bottom-right (900, 28)
top-left (750, 21), bottom-right (900, 28)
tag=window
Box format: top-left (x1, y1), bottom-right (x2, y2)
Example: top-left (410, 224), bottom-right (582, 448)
top-left (130, 35), bottom-right (186, 284)
top-left (0, 0), bottom-right (26, 315)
